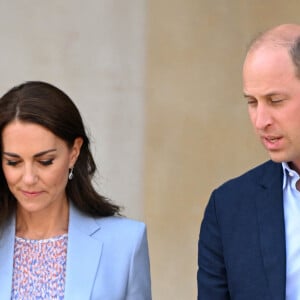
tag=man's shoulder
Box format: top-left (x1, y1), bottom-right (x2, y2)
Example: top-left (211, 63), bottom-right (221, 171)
top-left (216, 160), bottom-right (282, 192)
top-left (207, 160), bottom-right (283, 214)
top-left (233, 159), bottom-right (280, 179)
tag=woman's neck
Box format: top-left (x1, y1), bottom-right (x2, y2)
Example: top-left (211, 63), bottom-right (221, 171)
top-left (15, 200), bottom-right (69, 240)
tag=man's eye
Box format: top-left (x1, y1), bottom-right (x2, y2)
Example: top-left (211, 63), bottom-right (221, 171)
top-left (271, 98), bottom-right (283, 103)
top-left (39, 159), bottom-right (54, 166)
top-left (247, 99), bottom-right (257, 105)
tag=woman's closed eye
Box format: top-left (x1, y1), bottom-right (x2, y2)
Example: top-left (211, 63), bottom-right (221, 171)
top-left (5, 160), bottom-right (21, 166)
top-left (39, 159), bottom-right (54, 166)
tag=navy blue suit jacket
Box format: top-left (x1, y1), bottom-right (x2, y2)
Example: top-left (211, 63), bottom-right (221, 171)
top-left (198, 160), bottom-right (286, 300)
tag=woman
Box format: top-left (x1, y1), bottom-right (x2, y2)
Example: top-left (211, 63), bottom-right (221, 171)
top-left (0, 81), bottom-right (151, 299)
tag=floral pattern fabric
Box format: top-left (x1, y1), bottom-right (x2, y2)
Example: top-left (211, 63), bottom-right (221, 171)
top-left (11, 234), bottom-right (68, 300)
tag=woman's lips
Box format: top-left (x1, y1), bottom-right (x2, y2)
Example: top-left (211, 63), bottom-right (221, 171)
top-left (21, 190), bottom-right (43, 198)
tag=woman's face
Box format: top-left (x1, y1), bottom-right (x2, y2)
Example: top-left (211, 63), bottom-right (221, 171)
top-left (1, 120), bottom-right (82, 215)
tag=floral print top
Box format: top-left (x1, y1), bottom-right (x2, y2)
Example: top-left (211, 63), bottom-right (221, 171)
top-left (11, 234), bottom-right (68, 300)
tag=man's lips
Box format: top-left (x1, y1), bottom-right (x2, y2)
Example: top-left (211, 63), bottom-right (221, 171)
top-left (264, 136), bottom-right (281, 142)
top-left (261, 135), bottom-right (283, 150)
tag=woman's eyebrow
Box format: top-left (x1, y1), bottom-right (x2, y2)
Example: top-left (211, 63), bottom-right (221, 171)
top-left (2, 149), bottom-right (57, 158)
top-left (2, 152), bottom-right (20, 158)
top-left (33, 149), bottom-right (57, 158)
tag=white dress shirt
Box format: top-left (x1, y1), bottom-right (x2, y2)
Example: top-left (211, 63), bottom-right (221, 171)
top-left (282, 162), bottom-right (300, 300)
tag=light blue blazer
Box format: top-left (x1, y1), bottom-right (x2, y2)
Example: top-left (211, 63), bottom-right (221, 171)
top-left (0, 203), bottom-right (152, 299)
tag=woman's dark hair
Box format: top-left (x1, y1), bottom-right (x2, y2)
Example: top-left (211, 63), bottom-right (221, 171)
top-left (0, 81), bottom-right (120, 223)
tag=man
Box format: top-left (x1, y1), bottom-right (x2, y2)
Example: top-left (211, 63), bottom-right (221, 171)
top-left (198, 24), bottom-right (300, 300)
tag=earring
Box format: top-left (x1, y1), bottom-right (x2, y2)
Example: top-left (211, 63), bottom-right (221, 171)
top-left (68, 167), bottom-right (74, 180)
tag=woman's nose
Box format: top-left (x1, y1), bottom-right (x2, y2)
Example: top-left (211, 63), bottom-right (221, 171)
top-left (22, 165), bottom-right (38, 185)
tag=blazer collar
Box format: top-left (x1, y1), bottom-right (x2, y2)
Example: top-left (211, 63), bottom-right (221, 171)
top-left (0, 204), bottom-right (103, 300)
top-left (255, 161), bottom-right (286, 300)
top-left (64, 203), bottom-right (103, 300)
top-left (0, 215), bottom-right (15, 299)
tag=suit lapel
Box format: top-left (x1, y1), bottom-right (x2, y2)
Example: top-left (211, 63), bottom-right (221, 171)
top-left (64, 204), bottom-right (103, 300)
top-left (255, 162), bottom-right (286, 300)
top-left (0, 215), bottom-right (15, 299)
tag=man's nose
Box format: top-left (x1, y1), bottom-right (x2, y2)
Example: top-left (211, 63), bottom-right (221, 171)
top-left (253, 104), bottom-right (273, 130)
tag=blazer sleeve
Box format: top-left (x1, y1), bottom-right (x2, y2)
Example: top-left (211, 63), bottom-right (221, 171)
top-left (197, 190), bottom-right (230, 300)
top-left (126, 223), bottom-right (152, 300)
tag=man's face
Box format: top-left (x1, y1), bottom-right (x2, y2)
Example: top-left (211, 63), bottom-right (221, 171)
top-left (243, 46), bottom-right (300, 172)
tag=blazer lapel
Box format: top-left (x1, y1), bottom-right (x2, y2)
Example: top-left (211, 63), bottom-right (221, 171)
top-left (64, 204), bottom-right (103, 300)
top-left (0, 215), bottom-right (15, 299)
top-left (255, 162), bottom-right (286, 300)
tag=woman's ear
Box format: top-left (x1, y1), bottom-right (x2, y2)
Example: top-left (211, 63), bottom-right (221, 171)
top-left (69, 137), bottom-right (83, 167)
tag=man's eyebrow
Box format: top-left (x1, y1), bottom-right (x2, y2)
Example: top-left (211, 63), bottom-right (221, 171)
top-left (243, 93), bottom-right (253, 98)
top-left (2, 149), bottom-right (57, 158)
top-left (243, 91), bottom-right (286, 98)
top-left (265, 92), bottom-right (286, 97)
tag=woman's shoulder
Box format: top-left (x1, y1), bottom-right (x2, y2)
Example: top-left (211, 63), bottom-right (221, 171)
top-left (95, 215), bottom-right (146, 233)
top-left (91, 216), bottom-right (148, 248)
top-left (69, 203), bottom-right (148, 243)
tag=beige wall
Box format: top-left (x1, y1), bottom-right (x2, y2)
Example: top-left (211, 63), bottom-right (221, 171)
top-left (145, 1), bottom-right (300, 299)
top-left (2, 1), bottom-right (300, 299)
top-left (0, 1), bottom-right (147, 219)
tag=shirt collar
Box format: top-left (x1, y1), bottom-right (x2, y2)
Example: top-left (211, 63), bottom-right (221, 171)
top-left (282, 162), bottom-right (300, 189)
